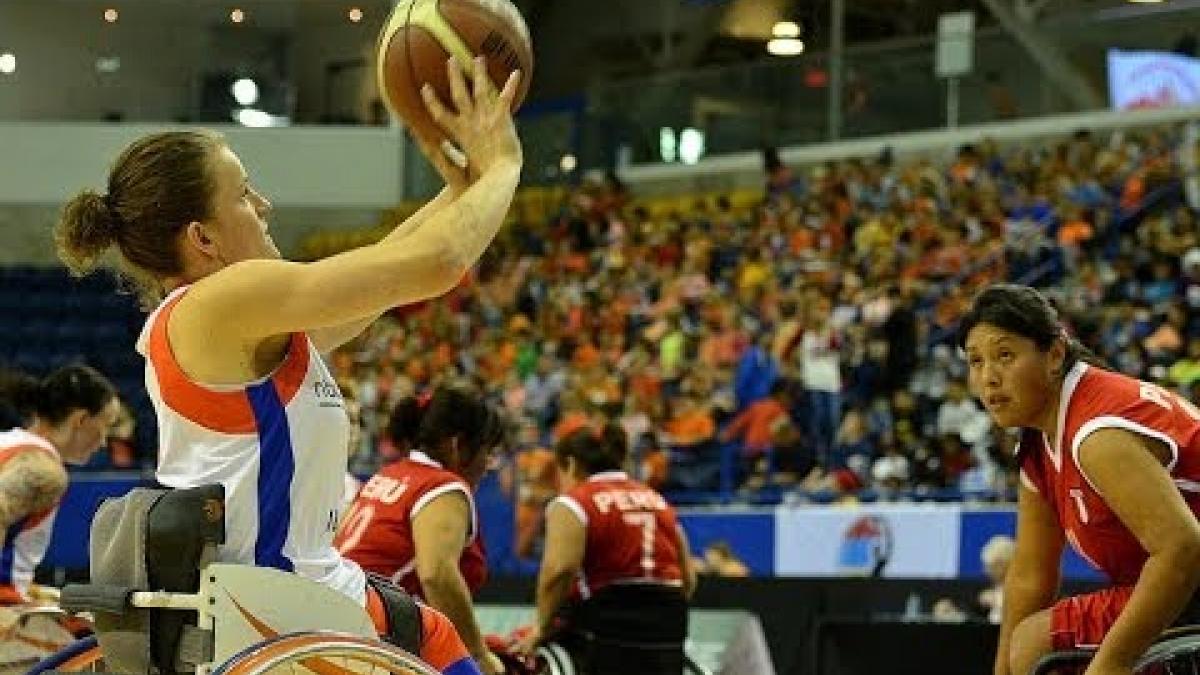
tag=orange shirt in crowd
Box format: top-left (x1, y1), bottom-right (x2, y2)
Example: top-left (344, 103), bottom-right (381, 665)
top-left (573, 343), bottom-right (601, 369)
top-left (664, 410), bottom-right (716, 446)
top-left (1058, 219), bottom-right (1095, 246)
top-left (1121, 171), bottom-right (1146, 212)
top-left (553, 411), bottom-right (591, 443)
top-left (640, 449), bottom-right (669, 489)
top-left (790, 228), bottom-right (816, 255)
top-left (723, 398), bottom-right (789, 456)
top-left (565, 306), bottom-right (586, 334)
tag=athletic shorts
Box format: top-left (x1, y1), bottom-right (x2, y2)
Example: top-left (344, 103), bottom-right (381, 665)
top-left (1050, 586), bottom-right (1135, 650)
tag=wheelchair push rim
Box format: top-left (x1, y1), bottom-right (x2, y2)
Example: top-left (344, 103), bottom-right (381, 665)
top-left (211, 631), bottom-right (441, 675)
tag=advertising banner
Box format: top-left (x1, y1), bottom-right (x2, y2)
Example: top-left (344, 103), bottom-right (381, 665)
top-left (774, 505), bottom-right (960, 578)
top-left (1108, 50), bottom-right (1200, 111)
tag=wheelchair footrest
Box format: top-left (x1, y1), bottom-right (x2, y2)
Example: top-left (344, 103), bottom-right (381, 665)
top-left (61, 583), bottom-right (134, 615)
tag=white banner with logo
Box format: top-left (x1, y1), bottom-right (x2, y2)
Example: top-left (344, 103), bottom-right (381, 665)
top-left (1108, 50), bottom-right (1200, 111)
top-left (774, 505), bottom-right (961, 578)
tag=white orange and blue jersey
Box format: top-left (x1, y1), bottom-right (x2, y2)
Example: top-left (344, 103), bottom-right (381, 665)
top-left (136, 287), bottom-right (367, 605)
top-left (0, 429), bottom-right (60, 604)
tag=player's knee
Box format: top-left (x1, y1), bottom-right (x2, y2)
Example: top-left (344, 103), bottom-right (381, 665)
top-left (1009, 611), bottom-right (1053, 675)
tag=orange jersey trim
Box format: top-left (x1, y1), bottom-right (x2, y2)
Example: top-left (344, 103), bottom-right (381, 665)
top-left (147, 291), bottom-right (310, 433)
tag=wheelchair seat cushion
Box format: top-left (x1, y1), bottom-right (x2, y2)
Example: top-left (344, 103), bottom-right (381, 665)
top-left (549, 584), bottom-right (689, 675)
top-left (569, 584), bottom-right (688, 644)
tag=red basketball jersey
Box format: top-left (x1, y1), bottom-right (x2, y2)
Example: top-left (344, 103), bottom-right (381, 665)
top-left (1020, 363), bottom-right (1200, 584)
top-left (335, 451), bottom-right (487, 598)
top-left (554, 471), bottom-right (683, 600)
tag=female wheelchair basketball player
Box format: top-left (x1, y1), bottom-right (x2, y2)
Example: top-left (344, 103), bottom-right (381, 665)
top-left (338, 385), bottom-right (509, 674)
top-left (53, 55), bottom-right (522, 674)
top-left (518, 424), bottom-right (696, 674)
top-left (962, 285), bottom-right (1200, 675)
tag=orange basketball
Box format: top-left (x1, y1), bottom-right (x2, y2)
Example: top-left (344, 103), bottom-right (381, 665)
top-left (376, 0), bottom-right (533, 144)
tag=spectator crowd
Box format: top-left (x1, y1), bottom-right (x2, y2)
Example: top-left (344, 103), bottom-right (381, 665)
top-left (7, 122), bottom-right (1193, 520)
top-left (319, 123), bottom-right (1200, 516)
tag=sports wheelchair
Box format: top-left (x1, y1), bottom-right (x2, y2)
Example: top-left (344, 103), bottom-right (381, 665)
top-left (1031, 625), bottom-right (1200, 674)
top-left (30, 484), bottom-right (439, 674)
top-left (528, 585), bottom-right (711, 675)
top-left (533, 638), bottom-right (710, 675)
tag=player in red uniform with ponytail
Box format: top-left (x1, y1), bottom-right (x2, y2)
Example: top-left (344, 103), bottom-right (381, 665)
top-left (337, 385), bottom-right (508, 675)
top-left (962, 284), bottom-right (1200, 675)
top-left (520, 423), bottom-right (696, 673)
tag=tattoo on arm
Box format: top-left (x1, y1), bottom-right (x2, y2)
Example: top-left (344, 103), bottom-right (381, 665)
top-left (0, 454), bottom-right (65, 528)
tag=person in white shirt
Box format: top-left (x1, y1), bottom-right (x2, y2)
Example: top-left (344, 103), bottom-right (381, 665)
top-left (936, 380), bottom-right (991, 442)
top-left (799, 294), bottom-right (844, 463)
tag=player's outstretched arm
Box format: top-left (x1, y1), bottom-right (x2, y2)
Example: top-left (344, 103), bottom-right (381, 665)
top-left (180, 59), bottom-right (522, 344)
top-left (307, 185), bottom-right (460, 353)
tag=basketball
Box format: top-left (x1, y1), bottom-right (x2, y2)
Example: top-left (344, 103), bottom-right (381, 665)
top-left (376, 0), bottom-right (533, 144)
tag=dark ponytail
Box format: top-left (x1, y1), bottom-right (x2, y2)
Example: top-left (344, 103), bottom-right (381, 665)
top-left (555, 423), bottom-right (629, 475)
top-left (416, 385), bottom-right (508, 466)
top-left (0, 371), bottom-right (43, 420)
top-left (387, 395), bottom-right (427, 451)
top-left (0, 364), bottom-right (117, 426)
top-left (56, 130), bottom-right (225, 309)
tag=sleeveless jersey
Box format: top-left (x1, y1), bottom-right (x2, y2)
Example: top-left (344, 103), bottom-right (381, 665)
top-left (137, 287), bottom-right (366, 604)
top-left (1019, 362), bottom-right (1200, 584)
top-left (553, 471), bottom-right (682, 600)
top-left (336, 451), bottom-right (487, 599)
top-left (0, 430), bottom-right (60, 604)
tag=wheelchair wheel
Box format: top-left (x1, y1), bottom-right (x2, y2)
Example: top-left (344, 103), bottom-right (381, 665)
top-left (211, 631), bottom-right (441, 675)
top-left (26, 635), bottom-right (103, 673)
top-left (1136, 633), bottom-right (1200, 673)
top-left (535, 643), bottom-right (575, 675)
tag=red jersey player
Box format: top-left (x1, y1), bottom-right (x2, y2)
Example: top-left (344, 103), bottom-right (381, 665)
top-left (961, 284), bottom-right (1200, 675)
top-left (337, 385), bottom-right (508, 675)
top-left (519, 424), bottom-right (696, 670)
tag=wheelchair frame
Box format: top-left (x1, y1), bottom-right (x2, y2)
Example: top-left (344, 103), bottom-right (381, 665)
top-left (32, 563), bottom-right (440, 675)
top-left (532, 638), bottom-right (712, 675)
top-left (1030, 625), bottom-right (1200, 674)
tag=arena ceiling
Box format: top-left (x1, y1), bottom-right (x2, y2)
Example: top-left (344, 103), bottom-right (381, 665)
top-left (21, 0), bottom-right (1200, 100)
